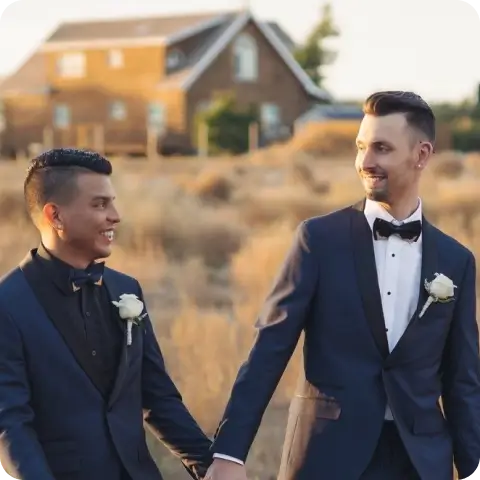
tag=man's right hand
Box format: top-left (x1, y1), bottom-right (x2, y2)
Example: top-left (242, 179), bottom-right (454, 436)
top-left (204, 458), bottom-right (248, 480)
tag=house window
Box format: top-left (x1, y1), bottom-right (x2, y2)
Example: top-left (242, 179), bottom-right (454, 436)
top-left (107, 49), bottom-right (124, 68)
top-left (147, 102), bottom-right (166, 131)
top-left (261, 103), bottom-right (281, 126)
top-left (53, 104), bottom-right (70, 128)
top-left (57, 53), bottom-right (85, 78)
top-left (260, 103), bottom-right (281, 138)
top-left (109, 101), bottom-right (127, 120)
top-left (166, 50), bottom-right (184, 70)
top-left (196, 100), bottom-right (212, 113)
top-left (232, 33), bottom-right (258, 81)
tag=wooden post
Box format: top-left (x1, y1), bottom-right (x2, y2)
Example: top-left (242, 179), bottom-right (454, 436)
top-left (147, 126), bottom-right (159, 160)
top-left (94, 124), bottom-right (105, 154)
top-left (43, 126), bottom-right (54, 150)
top-left (198, 122), bottom-right (208, 157)
top-left (249, 122), bottom-right (259, 151)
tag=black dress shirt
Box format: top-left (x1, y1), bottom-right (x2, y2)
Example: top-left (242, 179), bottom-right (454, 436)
top-left (33, 244), bottom-right (124, 397)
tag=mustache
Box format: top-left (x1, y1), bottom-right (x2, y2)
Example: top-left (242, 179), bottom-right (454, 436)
top-left (360, 168), bottom-right (388, 177)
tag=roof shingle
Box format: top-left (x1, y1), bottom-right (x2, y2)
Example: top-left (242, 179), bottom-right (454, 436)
top-left (46, 11), bottom-right (236, 43)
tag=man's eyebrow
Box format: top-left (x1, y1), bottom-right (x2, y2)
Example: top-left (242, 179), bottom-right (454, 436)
top-left (91, 195), bottom-right (115, 201)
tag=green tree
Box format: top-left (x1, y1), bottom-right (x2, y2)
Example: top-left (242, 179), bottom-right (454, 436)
top-left (294, 3), bottom-right (340, 86)
top-left (195, 92), bottom-right (258, 155)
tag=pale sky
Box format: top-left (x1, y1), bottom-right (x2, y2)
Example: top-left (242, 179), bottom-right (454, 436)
top-left (0, 0), bottom-right (479, 103)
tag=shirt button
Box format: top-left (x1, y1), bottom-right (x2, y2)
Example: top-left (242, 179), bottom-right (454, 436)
top-left (86, 312), bottom-right (91, 317)
top-left (92, 350), bottom-right (97, 356)
top-left (387, 292), bottom-right (391, 295)
top-left (391, 253), bottom-right (395, 257)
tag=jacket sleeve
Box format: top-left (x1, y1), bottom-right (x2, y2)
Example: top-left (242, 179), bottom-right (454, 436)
top-left (137, 283), bottom-right (213, 480)
top-left (210, 220), bottom-right (319, 461)
top-left (0, 307), bottom-right (55, 480)
top-left (441, 251), bottom-right (480, 479)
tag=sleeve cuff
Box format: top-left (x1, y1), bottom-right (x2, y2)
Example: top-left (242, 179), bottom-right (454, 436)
top-left (212, 453), bottom-right (244, 465)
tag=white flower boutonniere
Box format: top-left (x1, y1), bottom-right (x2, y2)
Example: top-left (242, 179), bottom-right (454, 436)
top-left (112, 294), bottom-right (147, 346)
top-left (419, 273), bottom-right (456, 318)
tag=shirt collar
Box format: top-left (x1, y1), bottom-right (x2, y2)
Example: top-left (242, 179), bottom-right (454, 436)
top-left (364, 198), bottom-right (423, 231)
top-left (34, 243), bottom-right (102, 295)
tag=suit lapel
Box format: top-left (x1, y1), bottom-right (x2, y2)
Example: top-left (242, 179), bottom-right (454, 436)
top-left (386, 218), bottom-right (439, 364)
top-left (19, 250), bottom-right (108, 397)
top-left (350, 200), bottom-right (390, 359)
top-left (103, 270), bottom-right (130, 408)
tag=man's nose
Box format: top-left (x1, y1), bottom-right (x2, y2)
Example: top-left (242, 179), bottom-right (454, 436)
top-left (360, 149), bottom-right (376, 169)
top-left (108, 205), bottom-right (121, 224)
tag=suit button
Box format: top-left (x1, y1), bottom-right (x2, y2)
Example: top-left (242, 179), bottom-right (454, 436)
top-left (92, 350), bottom-right (96, 356)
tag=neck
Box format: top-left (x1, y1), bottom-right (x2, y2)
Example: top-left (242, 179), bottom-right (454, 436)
top-left (41, 233), bottom-right (92, 270)
top-left (377, 195), bottom-right (420, 221)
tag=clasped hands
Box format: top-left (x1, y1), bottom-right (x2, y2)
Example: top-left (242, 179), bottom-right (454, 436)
top-left (204, 458), bottom-right (248, 480)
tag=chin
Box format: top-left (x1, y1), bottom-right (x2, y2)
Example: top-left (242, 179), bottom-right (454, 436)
top-left (366, 189), bottom-right (389, 202)
top-left (94, 246), bottom-right (112, 260)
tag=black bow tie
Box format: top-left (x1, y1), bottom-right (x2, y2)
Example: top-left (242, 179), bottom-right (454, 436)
top-left (373, 217), bottom-right (422, 242)
top-left (70, 262), bottom-right (105, 291)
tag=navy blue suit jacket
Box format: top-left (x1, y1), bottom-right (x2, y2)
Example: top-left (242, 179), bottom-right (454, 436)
top-left (211, 201), bottom-right (480, 480)
top-left (0, 250), bottom-right (212, 480)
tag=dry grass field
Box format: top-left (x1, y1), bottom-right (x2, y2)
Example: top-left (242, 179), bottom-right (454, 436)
top-left (0, 146), bottom-right (479, 478)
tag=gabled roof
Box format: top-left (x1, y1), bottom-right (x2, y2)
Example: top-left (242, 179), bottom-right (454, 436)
top-left (264, 22), bottom-right (296, 52)
top-left (0, 52), bottom-right (47, 96)
top-left (43, 11), bottom-right (239, 48)
top-left (1, 10), bottom-right (332, 102)
top-left (180, 10), bottom-right (332, 102)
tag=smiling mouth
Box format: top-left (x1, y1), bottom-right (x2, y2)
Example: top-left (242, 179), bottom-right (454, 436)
top-left (364, 175), bottom-right (386, 181)
top-left (101, 230), bottom-right (114, 241)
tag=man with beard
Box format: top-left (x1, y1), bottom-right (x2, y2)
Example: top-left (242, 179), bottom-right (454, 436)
top-left (205, 91), bottom-right (480, 479)
top-left (0, 149), bottom-right (212, 480)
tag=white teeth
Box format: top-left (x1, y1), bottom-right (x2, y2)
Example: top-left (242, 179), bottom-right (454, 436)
top-left (102, 231), bottom-right (114, 241)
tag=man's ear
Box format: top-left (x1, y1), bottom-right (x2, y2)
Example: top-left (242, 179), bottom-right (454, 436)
top-left (43, 203), bottom-right (63, 231)
top-left (416, 141), bottom-right (434, 170)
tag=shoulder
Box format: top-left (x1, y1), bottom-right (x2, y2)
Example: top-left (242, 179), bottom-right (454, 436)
top-left (428, 221), bottom-right (475, 269)
top-left (298, 204), bottom-right (355, 240)
top-left (103, 266), bottom-right (142, 292)
top-left (0, 266), bottom-right (25, 300)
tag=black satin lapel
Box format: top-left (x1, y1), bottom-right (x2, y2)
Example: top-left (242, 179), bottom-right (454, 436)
top-left (413, 219), bottom-right (438, 321)
top-left (350, 202), bottom-right (390, 359)
top-left (103, 271), bottom-right (129, 408)
top-left (19, 251), bottom-right (107, 397)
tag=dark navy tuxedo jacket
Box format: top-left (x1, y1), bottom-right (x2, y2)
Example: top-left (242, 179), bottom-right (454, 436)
top-left (0, 250), bottom-right (212, 480)
top-left (211, 201), bottom-right (480, 480)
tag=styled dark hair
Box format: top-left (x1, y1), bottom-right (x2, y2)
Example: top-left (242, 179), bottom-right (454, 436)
top-left (24, 148), bottom-right (112, 222)
top-left (363, 91), bottom-right (436, 144)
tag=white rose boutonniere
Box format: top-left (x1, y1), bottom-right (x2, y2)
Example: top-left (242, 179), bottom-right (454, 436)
top-left (112, 294), bottom-right (147, 345)
top-left (419, 273), bottom-right (456, 318)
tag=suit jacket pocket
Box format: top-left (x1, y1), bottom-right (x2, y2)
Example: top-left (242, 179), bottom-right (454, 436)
top-left (42, 440), bottom-right (81, 474)
top-left (291, 395), bottom-right (341, 420)
top-left (285, 397), bottom-right (341, 473)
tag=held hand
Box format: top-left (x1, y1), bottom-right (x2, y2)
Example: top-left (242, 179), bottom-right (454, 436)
top-left (204, 458), bottom-right (248, 480)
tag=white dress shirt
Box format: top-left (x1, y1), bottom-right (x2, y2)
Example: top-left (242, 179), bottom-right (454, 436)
top-left (364, 198), bottom-right (423, 420)
top-left (214, 199), bottom-right (423, 463)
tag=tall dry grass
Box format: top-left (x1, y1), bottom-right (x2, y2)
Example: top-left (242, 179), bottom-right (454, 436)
top-left (0, 148), bottom-right (478, 478)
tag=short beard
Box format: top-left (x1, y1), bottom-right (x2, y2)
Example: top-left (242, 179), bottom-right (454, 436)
top-left (366, 188), bottom-right (389, 203)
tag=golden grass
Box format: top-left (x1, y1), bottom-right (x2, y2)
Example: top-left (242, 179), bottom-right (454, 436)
top-left (0, 149), bottom-right (478, 478)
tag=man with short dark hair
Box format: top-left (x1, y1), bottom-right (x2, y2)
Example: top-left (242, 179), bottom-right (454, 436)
top-left (206, 91), bottom-right (480, 479)
top-left (0, 148), bottom-right (212, 480)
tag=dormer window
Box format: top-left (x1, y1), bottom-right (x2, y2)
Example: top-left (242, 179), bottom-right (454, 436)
top-left (166, 49), bottom-right (184, 70)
